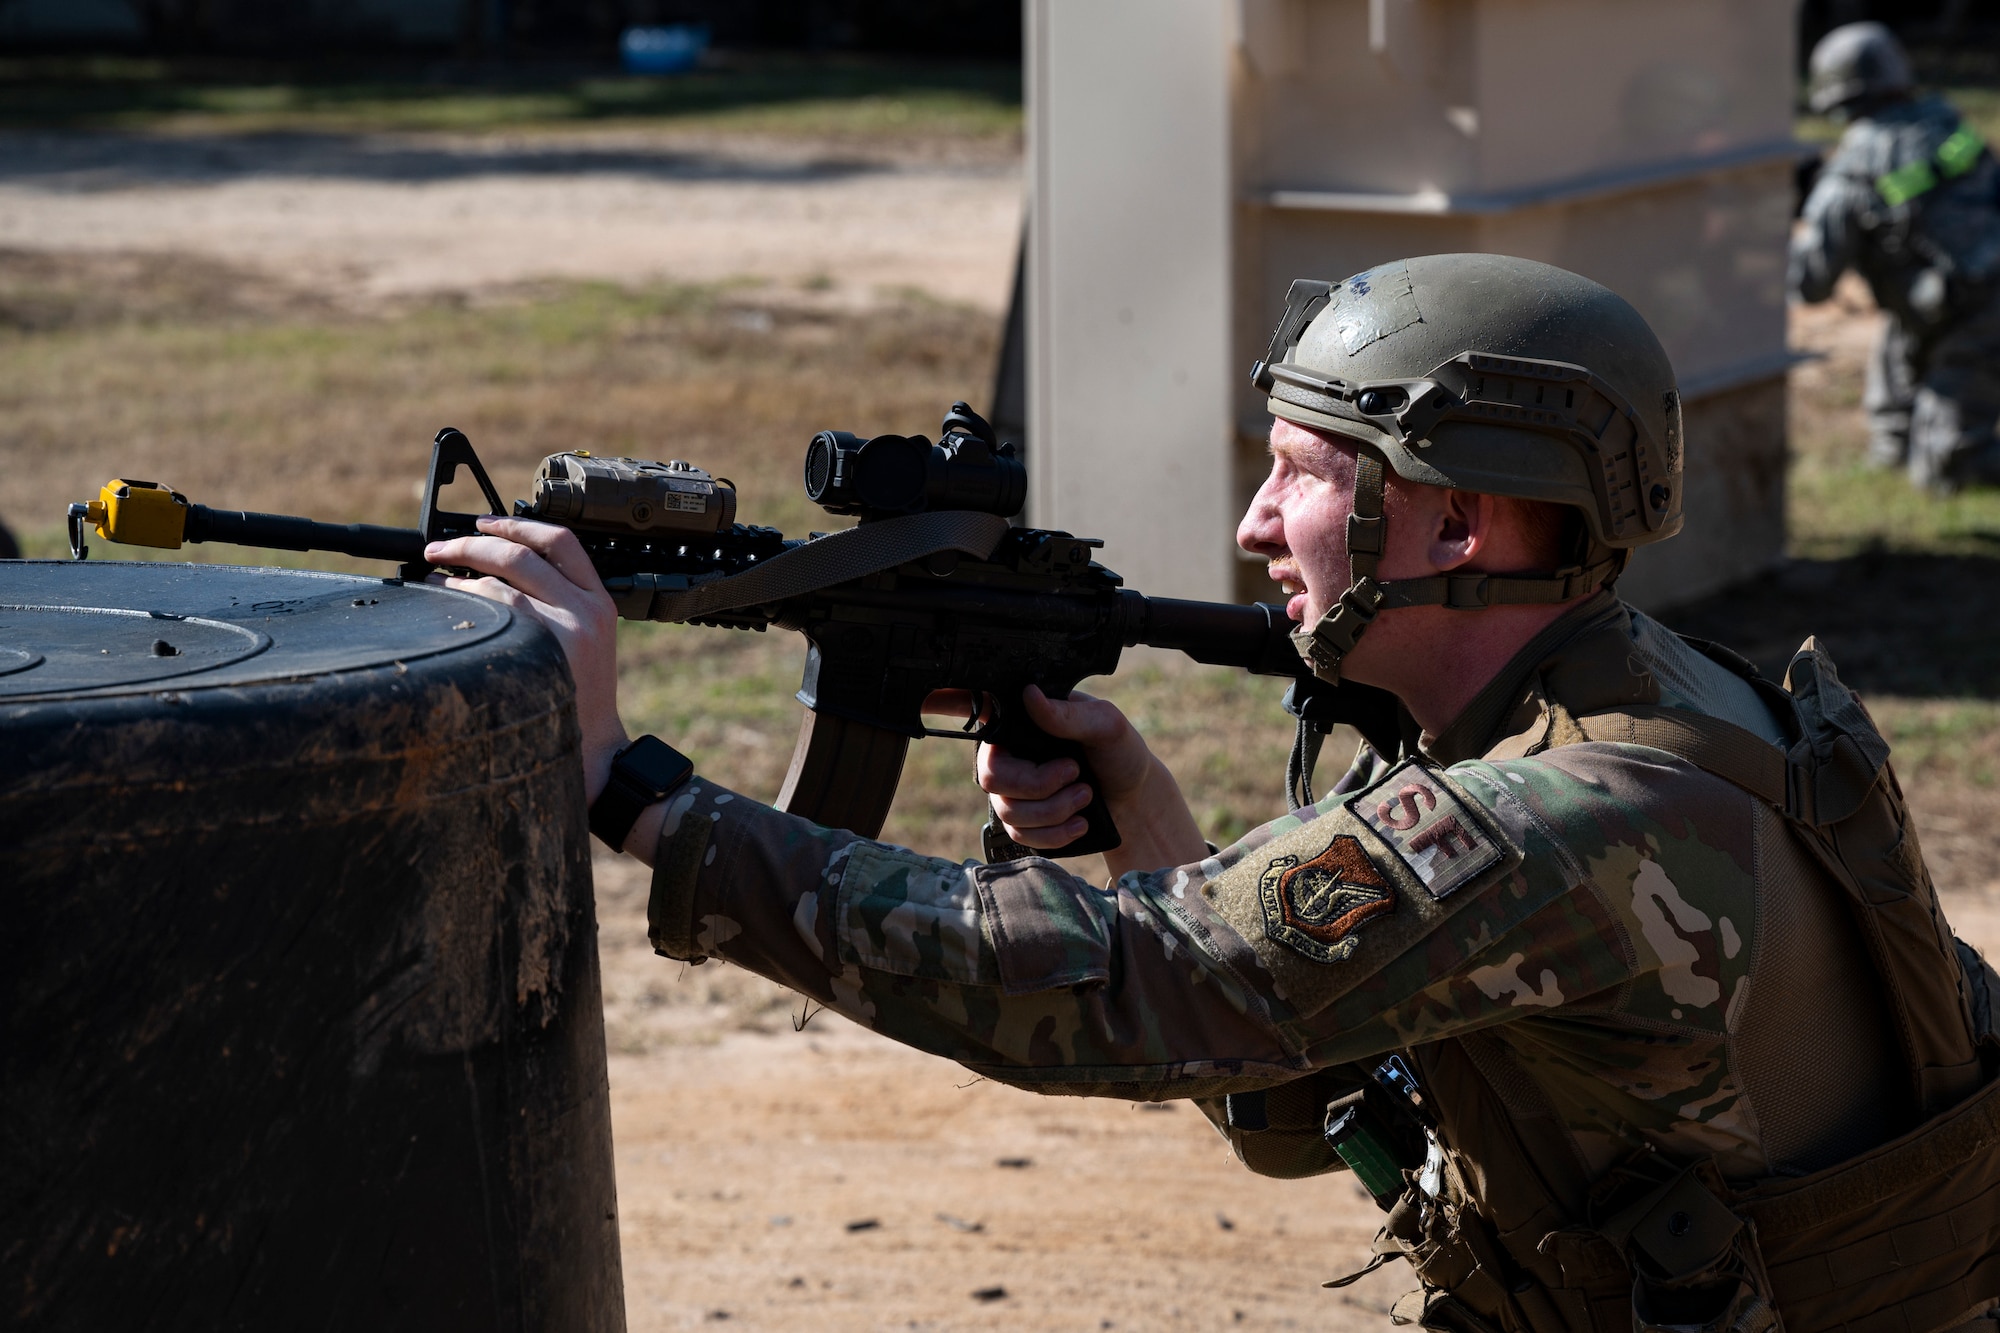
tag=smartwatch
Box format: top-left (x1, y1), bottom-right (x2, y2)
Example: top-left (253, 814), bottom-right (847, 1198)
top-left (589, 735), bottom-right (695, 850)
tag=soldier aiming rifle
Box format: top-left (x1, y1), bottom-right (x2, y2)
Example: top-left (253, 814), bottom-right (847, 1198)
top-left (439, 254), bottom-right (2000, 1332)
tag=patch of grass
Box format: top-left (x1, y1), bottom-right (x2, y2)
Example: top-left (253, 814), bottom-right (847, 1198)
top-left (1784, 261), bottom-right (2000, 562)
top-left (1789, 460), bottom-right (2000, 560)
top-left (1868, 698), bottom-right (2000, 787)
top-left (0, 254), bottom-right (997, 560)
top-left (0, 54), bottom-right (1021, 143)
top-left (3, 251), bottom-right (1337, 868)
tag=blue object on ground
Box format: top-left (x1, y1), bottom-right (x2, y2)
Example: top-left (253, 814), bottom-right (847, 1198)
top-left (620, 24), bottom-right (709, 75)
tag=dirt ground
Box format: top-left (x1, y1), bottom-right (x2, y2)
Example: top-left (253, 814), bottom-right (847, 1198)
top-left (591, 850), bottom-right (1416, 1332)
top-left (0, 127), bottom-right (1022, 311)
top-left (10, 122), bottom-right (2000, 1330)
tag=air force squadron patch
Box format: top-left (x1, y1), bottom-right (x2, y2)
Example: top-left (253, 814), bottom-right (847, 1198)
top-left (1258, 835), bottom-right (1394, 963)
top-left (1350, 761), bottom-right (1506, 900)
top-left (1226, 761), bottom-right (1521, 986)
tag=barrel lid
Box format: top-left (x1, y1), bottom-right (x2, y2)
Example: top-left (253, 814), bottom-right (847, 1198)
top-left (0, 561), bottom-right (514, 700)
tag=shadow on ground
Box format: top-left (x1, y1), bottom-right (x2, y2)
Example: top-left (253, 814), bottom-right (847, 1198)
top-left (0, 55), bottom-right (1021, 132)
top-left (0, 130), bottom-right (899, 190)
top-left (1662, 550), bottom-right (2000, 697)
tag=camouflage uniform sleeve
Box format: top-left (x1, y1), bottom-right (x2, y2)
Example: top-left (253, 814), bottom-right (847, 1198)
top-left (645, 775), bottom-right (1309, 1098)
top-left (1287, 745), bottom-right (1759, 1072)
top-left (1790, 167), bottom-right (1869, 304)
top-left (644, 743), bottom-right (1752, 1102)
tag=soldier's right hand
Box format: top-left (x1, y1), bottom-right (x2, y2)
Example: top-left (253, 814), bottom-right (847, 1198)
top-left (926, 686), bottom-right (1208, 877)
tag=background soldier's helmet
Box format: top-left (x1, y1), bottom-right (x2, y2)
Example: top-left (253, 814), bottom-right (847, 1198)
top-left (1252, 253), bottom-right (1683, 683)
top-left (1807, 21), bottom-right (1914, 115)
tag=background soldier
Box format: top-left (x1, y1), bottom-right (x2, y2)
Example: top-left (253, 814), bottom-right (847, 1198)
top-left (1791, 21), bottom-right (2000, 492)
top-left (436, 254), bottom-right (2000, 1331)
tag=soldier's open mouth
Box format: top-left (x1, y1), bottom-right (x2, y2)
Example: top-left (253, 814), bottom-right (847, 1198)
top-left (1267, 560), bottom-right (1308, 623)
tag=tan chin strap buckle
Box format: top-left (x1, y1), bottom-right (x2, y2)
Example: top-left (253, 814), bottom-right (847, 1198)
top-left (1290, 577), bottom-right (1386, 683)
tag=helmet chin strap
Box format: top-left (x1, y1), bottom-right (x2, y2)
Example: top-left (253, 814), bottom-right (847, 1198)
top-left (1289, 448), bottom-right (1624, 685)
top-left (1289, 451), bottom-right (1389, 685)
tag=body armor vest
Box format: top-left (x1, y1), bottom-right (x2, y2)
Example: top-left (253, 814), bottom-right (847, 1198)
top-left (1369, 622), bottom-right (2000, 1333)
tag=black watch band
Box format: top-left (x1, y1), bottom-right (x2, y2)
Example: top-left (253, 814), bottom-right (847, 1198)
top-left (589, 735), bottom-right (695, 850)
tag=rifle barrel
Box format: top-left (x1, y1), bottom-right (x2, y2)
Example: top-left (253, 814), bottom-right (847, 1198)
top-left (1130, 595), bottom-right (1301, 677)
top-left (187, 505), bottom-right (429, 565)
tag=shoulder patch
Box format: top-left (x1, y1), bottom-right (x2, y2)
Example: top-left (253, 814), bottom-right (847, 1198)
top-left (1197, 760), bottom-right (1534, 1018)
top-left (1258, 834), bottom-right (1395, 963)
top-left (1348, 760), bottom-right (1506, 900)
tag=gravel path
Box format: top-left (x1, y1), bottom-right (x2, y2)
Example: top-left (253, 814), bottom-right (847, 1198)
top-left (0, 128), bottom-right (1023, 309)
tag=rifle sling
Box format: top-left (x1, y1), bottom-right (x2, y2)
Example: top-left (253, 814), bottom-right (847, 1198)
top-left (615, 510), bottom-right (1014, 622)
top-left (1568, 706), bottom-right (1789, 809)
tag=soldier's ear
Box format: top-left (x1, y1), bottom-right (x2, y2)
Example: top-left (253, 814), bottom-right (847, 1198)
top-left (1423, 487), bottom-right (1490, 572)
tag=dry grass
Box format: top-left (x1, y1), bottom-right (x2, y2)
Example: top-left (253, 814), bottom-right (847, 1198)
top-left (0, 53), bottom-right (1023, 151)
top-left (0, 255), bottom-right (992, 548)
top-left (7, 247), bottom-right (1996, 885)
top-left (0, 249), bottom-right (1307, 871)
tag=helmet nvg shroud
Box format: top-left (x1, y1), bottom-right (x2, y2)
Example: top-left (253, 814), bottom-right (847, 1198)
top-left (1253, 253), bottom-right (1683, 683)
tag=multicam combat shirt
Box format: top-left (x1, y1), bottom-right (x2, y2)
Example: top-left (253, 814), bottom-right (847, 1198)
top-left (647, 595), bottom-right (1902, 1184)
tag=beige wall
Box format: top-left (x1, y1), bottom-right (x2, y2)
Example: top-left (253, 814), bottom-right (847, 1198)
top-left (1033, 0), bottom-right (1797, 608)
top-left (1238, 0), bottom-right (1793, 194)
top-left (1618, 377), bottom-right (1788, 610)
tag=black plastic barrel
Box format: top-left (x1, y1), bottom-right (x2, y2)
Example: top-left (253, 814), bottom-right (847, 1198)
top-left (0, 561), bottom-right (624, 1332)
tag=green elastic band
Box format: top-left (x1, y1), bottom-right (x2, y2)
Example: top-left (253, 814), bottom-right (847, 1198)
top-left (1878, 159), bottom-right (1937, 207)
top-left (1938, 126), bottom-right (1984, 178)
top-left (1877, 127), bottom-right (1987, 206)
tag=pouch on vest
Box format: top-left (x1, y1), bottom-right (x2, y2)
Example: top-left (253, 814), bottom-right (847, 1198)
top-left (1779, 638), bottom-right (1983, 1114)
top-left (1194, 1067), bottom-right (1367, 1181)
top-left (1602, 1164), bottom-right (1780, 1333)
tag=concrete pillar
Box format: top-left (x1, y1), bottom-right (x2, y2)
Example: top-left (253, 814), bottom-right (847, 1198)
top-left (1025, 0), bottom-right (1237, 603)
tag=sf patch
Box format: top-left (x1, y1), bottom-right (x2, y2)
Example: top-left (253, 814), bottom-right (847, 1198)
top-left (1259, 834), bottom-right (1395, 963)
top-left (1350, 761), bottom-right (1506, 900)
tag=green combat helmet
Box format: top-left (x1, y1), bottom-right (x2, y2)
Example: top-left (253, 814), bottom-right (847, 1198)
top-left (1252, 252), bottom-right (1683, 683)
top-left (1807, 21), bottom-right (1913, 116)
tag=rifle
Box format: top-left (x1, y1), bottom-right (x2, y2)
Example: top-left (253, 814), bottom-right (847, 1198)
top-left (67, 402), bottom-right (1330, 860)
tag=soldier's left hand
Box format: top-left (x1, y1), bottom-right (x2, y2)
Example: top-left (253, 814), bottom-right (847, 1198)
top-left (425, 517), bottom-right (629, 803)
